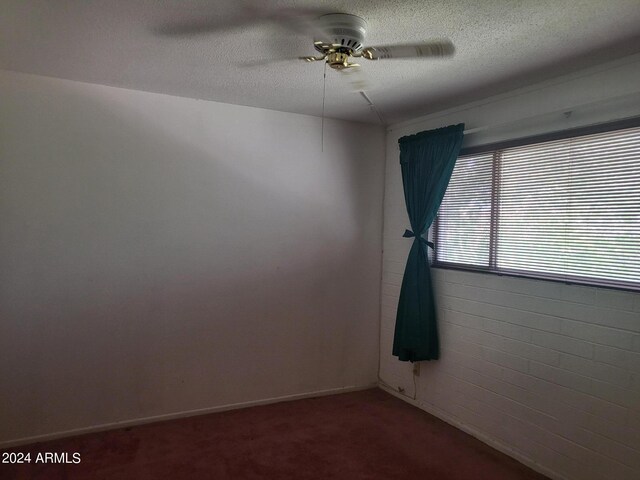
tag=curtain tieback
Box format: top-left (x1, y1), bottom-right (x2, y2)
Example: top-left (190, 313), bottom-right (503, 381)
top-left (402, 229), bottom-right (434, 250)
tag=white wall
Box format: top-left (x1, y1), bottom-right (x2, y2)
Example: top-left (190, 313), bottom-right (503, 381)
top-left (381, 54), bottom-right (640, 480)
top-left (0, 70), bottom-right (385, 446)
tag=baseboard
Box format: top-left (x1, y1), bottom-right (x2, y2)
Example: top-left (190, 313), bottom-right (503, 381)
top-left (378, 383), bottom-right (567, 480)
top-left (1, 383), bottom-right (377, 449)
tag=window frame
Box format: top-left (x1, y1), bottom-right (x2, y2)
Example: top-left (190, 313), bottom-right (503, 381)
top-left (431, 116), bottom-right (640, 294)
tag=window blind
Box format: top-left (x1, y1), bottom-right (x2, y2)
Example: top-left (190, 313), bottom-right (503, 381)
top-left (436, 152), bottom-right (493, 267)
top-left (433, 124), bottom-right (640, 291)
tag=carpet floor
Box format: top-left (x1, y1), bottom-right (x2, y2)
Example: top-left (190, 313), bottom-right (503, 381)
top-left (2, 388), bottom-right (549, 479)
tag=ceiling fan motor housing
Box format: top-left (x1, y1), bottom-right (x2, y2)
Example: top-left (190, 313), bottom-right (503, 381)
top-left (315, 14), bottom-right (367, 52)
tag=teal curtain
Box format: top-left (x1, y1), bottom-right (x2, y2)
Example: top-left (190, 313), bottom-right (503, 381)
top-left (393, 124), bottom-right (465, 362)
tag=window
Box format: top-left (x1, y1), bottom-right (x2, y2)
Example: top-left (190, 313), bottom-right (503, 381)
top-left (433, 121), bottom-right (640, 291)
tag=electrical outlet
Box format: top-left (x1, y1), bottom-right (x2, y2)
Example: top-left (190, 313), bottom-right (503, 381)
top-left (413, 362), bottom-right (420, 377)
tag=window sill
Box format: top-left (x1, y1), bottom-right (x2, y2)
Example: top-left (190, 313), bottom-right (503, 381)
top-left (431, 262), bottom-right (640, 294)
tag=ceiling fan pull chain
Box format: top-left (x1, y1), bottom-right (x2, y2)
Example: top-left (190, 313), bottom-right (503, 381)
top-left (321, 61), bottom-right (327, 152)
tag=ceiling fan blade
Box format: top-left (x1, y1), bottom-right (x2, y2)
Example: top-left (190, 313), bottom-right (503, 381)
top-left (240, 56), bottom-right (316, 68)
top-left (156, 0), bottom-right (330, 38)
top-left (362, 40), bottom-right (455, 60)
top-left (156, 15), bottom-right (260, 36)
top-left (337, 66), bottom-right (371, 92)
top-left (335, 69), bottom-right (384, 124)
top-left (267, 7), bottom-right (333, 38)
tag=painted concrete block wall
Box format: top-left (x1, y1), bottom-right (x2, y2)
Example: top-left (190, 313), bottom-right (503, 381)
top-left (0, 70), bottom-right (385, 446)
top-left (380, 55), bottom-right (640, 480)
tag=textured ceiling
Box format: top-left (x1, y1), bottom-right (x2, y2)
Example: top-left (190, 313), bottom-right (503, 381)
top-left (2, 0), bottom-right (640, 125)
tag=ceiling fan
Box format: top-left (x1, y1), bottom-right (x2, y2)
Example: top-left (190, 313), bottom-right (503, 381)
top-left (296, 12), bottom-right (454, 117)
top-left (157, 3), bottom-right (455, 122)
top-left (298, 13), bottom-right (454, 70)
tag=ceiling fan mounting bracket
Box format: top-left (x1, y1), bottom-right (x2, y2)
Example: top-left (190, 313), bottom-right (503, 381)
top-left (314, 13), bottom-right (367, 53)
top-left (305, 13), bottom-right (368, 70)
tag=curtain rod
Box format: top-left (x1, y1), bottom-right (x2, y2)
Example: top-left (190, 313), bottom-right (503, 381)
top-left (388, 90), bottom-right (640, 136)
top-left (462, 113), bottom-right (640, 139)
top-left (459, 115), bottom-right (640, 156)
top-left (462, 92), bottom-right (640, 137)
